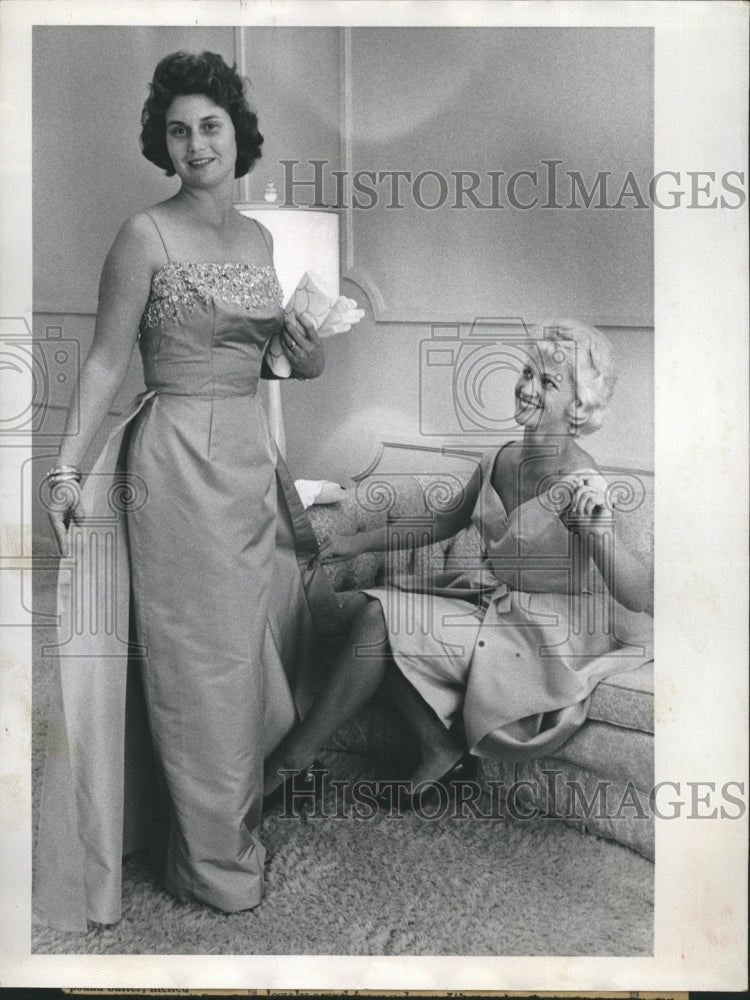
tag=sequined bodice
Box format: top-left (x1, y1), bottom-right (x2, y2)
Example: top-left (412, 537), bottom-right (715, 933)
top-left (138, 262), bottom-right (284, 397)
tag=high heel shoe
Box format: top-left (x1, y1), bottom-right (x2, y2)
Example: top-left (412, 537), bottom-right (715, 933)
top-left (437, 753), bottom-right (478, 784)
top-left (262, 760), bottom-right (325, 814)
top-left (376, 753), bottom-right (478, 813)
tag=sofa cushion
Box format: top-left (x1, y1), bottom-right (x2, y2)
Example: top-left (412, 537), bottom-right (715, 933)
top-left (307, 500), bottom-right (386, 593)
top-left (308, 502), bottom-right (370, 592)
top-left (324, 702), bottom-right (655, 860)
top-left (551, 719), bottom-right (653, 791)
top-left (347, 475), bottom-right (427, 530)
top-left (480, 758), bottom-right (654, 861)
top-left (587, 661), bottom-right (654, 735)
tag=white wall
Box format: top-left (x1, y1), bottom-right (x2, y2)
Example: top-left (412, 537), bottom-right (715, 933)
top-left (32, 26), bottom-right (654, 541)
top-left (282, 293), bottom-right (653, 482)
top-left (341, 28), bottom-right (653, 326)
top-left (34, 26), bottom-right (237, 313)
top-left (280, 27), bottom-right (654, 481)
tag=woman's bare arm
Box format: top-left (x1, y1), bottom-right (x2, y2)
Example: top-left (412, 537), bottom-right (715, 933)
top-left (50, 214), bottom-right (163, 553)
top-left (319, 464), bottom-right (482, 562)
top-left (564, 469), bottom-right (651, 613)
top-left (57, 214), bottom-right (162, 465)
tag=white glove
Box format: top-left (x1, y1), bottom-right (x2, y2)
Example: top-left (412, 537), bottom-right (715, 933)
top-left (317, 296), bottom-right (365, 337)
top-left (265, 271), bottom-right (364, 378)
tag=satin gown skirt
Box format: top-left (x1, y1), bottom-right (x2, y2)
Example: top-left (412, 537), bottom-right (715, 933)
top-left (127, 391), bottom-right (280, 912)
top-left (34, 259), bottom-right (346, 930)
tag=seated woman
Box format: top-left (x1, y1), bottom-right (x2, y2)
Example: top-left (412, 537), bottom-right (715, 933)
top-left (263, 320), bottom-right (653, 804)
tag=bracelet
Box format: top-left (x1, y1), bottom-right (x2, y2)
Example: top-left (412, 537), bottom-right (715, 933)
top-left (45, 465), bottom-right (82, 483)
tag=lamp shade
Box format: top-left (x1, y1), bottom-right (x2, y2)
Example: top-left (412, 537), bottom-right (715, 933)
top-left (235, 205), bottom-right (340, 457)
top-left (236, 206), bottom-right (340, 301)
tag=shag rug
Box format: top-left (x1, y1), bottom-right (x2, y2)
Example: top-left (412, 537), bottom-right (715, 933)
top-left (32, 746), bottom-right (653, 956)
top-left (30, 567), bottom-right (653, 957)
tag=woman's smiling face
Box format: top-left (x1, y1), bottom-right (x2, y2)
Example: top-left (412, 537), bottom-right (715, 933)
top-left (165, 94), bottom-right (237, 188)
top-left (514, 345), bottom-right (579, 434)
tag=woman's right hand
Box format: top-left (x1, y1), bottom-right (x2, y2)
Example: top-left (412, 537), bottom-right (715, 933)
top-left (43, 212), bottom-right (163, 559)
top-left (319, 533), bottom-right (366, 562)
top-left (47, 483), bottom-right (84, 558)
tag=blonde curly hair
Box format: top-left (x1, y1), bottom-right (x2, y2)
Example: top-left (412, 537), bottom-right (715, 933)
top-left (534, 319), bottom-right (617, 436)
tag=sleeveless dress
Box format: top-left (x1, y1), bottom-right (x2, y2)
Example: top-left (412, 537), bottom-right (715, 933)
top-left (365, 448), bottom-right (653, 760)
top-left (34, 221), bottom-right (342, 930)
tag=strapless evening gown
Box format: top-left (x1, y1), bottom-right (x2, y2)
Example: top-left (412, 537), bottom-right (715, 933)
top-left (35, 257), bottom-right (342, 930)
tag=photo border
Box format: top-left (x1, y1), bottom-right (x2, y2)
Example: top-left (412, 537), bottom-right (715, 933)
top-left (0, 0), bottom-right (747, 991)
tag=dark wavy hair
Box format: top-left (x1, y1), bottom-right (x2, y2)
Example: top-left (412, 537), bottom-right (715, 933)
top-left (140, 50), bottom-right (263, 178)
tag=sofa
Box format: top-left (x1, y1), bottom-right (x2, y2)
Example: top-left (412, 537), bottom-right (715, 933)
top-left (304, 447), bottom-right (655, 861)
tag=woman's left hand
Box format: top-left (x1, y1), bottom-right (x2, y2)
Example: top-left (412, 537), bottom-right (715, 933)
top-left (561, 471), bottom-right (614, 536)
top-left (282, 312), bottom-right (325, 379)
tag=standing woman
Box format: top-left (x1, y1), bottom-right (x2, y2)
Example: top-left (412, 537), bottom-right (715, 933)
top-left (36, 51), bottom-right (342, 929)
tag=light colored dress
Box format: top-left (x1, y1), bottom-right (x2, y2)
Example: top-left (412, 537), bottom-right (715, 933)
top-left (365, 448), bottom-right (653, 760)
top-left (35, 221), bottom-right (341, 930)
